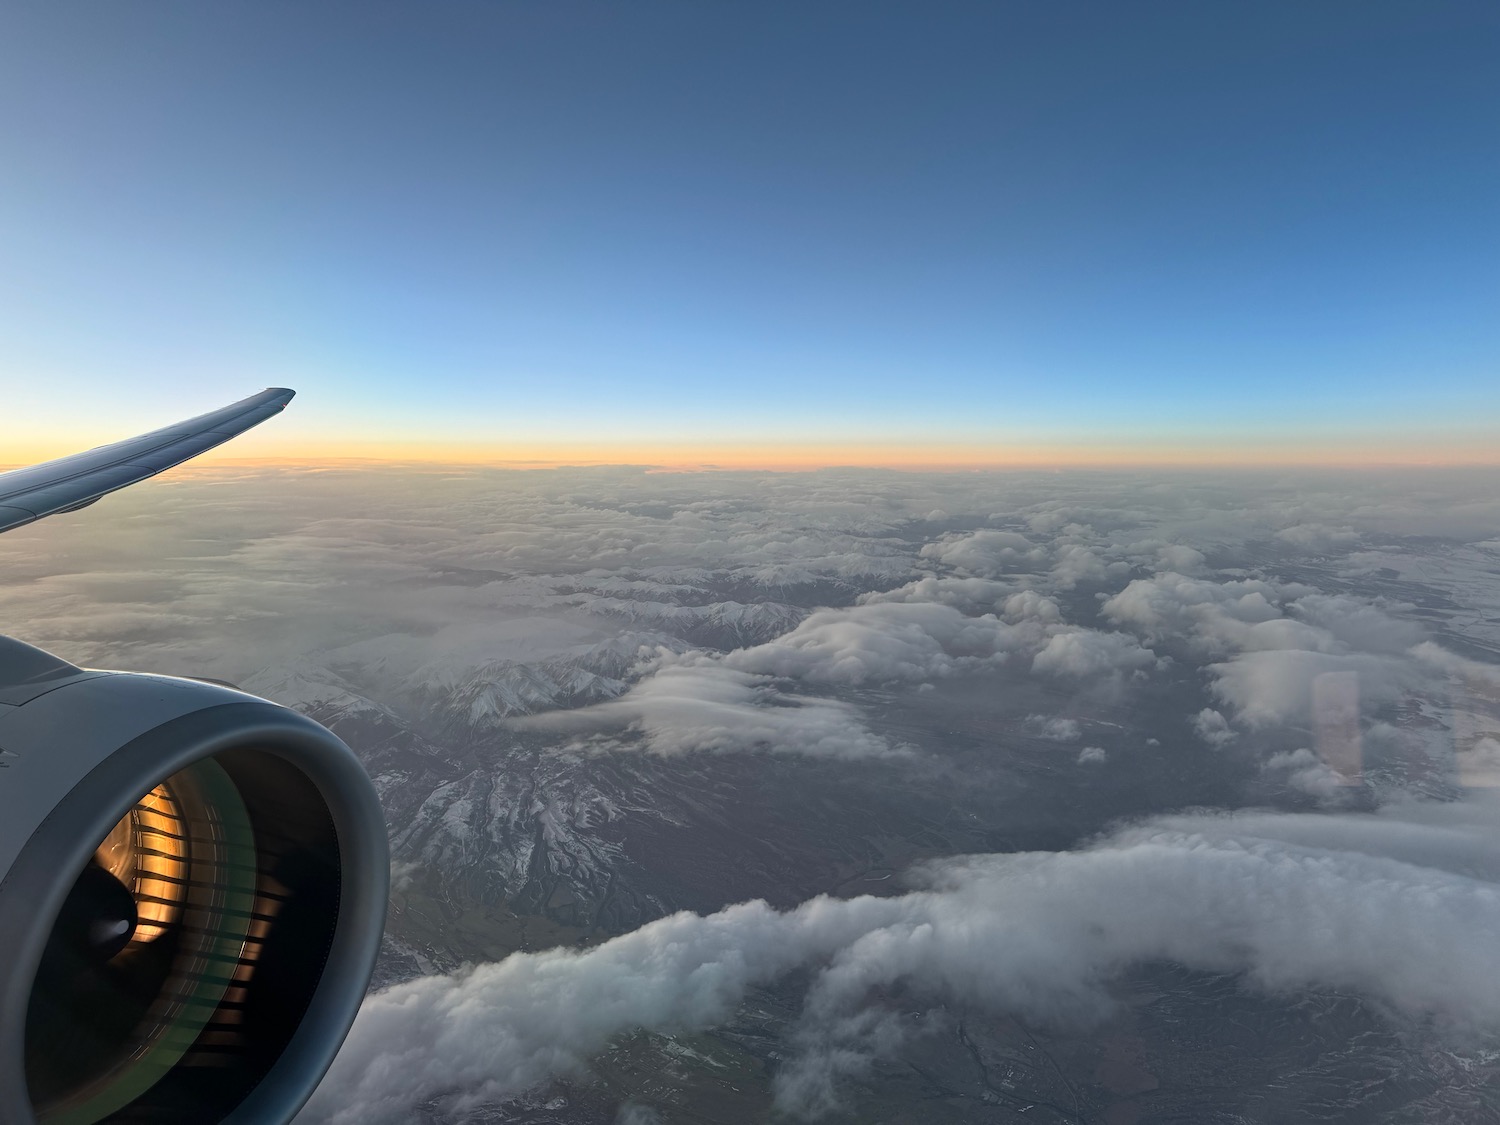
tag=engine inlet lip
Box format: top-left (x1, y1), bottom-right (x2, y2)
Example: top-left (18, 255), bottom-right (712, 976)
top-left (0, 699), bottom-right (388, 1125)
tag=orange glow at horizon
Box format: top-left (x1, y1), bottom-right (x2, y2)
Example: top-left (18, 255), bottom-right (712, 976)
top-left (5, 434), bottom-right (1500, 473)
top-left (2, 426), bottom-right (1500, 474)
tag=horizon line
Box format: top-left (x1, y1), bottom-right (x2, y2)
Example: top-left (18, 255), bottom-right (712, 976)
top-left (5, 436), bottom-right (1500, 474)
top-left (6, 454), bottom-right (1500, 475)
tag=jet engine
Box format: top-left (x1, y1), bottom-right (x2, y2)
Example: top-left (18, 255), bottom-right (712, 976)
top-left (0, 636), bottom-right (388, 1125)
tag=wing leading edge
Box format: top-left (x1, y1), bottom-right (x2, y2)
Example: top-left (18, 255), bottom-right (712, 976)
top-left (0, 387), bottom-right (295, 534)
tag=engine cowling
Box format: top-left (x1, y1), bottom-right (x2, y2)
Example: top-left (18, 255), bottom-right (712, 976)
top-left (0, 637), bottom-right (387, 1125)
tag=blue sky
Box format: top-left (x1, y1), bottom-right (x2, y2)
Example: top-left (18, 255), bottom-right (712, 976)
top-left (1, 1), bottom-right (1496, 462)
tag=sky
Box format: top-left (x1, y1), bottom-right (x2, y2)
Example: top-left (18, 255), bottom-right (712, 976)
top-left (1, 1), bottom-right (1497, 467)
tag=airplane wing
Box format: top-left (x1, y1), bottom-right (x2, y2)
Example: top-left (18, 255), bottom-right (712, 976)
top-left (0, 387), bottom-right (295, 534)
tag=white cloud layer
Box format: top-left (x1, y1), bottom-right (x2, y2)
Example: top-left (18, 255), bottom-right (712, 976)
top-left (856, 575), bottom-right (1014, 613)
top-left (1030, 627), bottom-right (1163, 678)
top-left (918, 530), bottom-right (1044, 575)
top-left (1027, 715), bottom-right (1081, 742)
top-left (302, 797), bottom-right (1500, 1124)
top-left (547, 597), bottom-right (1161, 754)
top-left (1193, 707), bottom-right (1235, 747)
top-left (1276, 523), bottom-right (1361, 551)
top-left (721, 601), bottom-right (1065, 685)
top-left (1101, 570), bottom-right (1459, 740)
top-left (522, 656), bottom-right (902, 759)
top-left (1264, 748), bottom-right (1355, 803)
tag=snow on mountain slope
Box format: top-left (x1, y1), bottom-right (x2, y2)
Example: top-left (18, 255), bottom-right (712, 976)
top-left (388, 745), bottom-right (680, 935)
top-left (405, 633), bottom-right (693, 739)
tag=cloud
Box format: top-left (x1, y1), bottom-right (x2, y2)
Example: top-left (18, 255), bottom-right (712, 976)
top-left (1289, 594), bottom-right (1424, 654)
top-left (303, 798), bottom-right (1500, 1124)
top-left (1208, 649), bottom-right (1416, 726)
top-left (0, 466), bottom-right (945, 685)
top-left (1457, 737), bottom-right (1500, 788)
top-left (918, 530), bottom-right (1044, 575)
top-left (537, 596), bottom-right (1110, 759)
top-left (1157, 544), bottom-right (1208, 573)
top-left (1192, 707), bottom-right (1235, 747)
top-left (1030, 628), bottom-right (1162, 678)
top-left (1414, 642), bottom-right (1500, 688)
top-left (1048, 544), bottom-right (1114, 589)
top-left (1001, 589), bottom-right (1062, 624)
top-left (1, 467), bottom-right (1479, 740)
top-left (856, 575), bottom-right (1014, 613)
top-left (1026, 715), bottom-right (1081, 742)
top-left (723, 602), bottom-right (1042, 686)
top-left (521, 656), bottom-right (902, 759)
top-left (1101, 572), bottom-right (1300, 652)
top-left (1275, 523), bottom-right (1360, 552)
top-left (1264, 748), bottom-right (1355, 803)
top-left (1103, 573), bottom-right (1445, 734)
top-left (1077, 745), bottom-right (1107, 764)
top-left (530, 589), bottom-right (1148, 757)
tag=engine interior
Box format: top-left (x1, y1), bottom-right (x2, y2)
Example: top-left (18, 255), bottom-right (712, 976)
top-left (24, 749), bottom-right (342, 1125)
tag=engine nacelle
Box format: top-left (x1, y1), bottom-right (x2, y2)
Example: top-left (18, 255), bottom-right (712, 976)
top-left (0, 637), bottom-right (387, 1125)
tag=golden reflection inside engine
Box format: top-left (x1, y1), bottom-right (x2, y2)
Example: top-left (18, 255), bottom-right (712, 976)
top-left (93, 784), bottom-right (187, 942)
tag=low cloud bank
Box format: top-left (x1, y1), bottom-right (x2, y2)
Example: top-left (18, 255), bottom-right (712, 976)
top-left (723, 601), bottom-right (1040, 684)
top-left (5, 467), bottom-right (1489, 771)
top-left (302, 798), bottom-right (1500, 1124)
top-left (1101, 571), bottom-right (1462, 738)
top-left (521, 656), bottom-right (903, 759)
top-left (536, 597), bottom-right (1160, 757)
